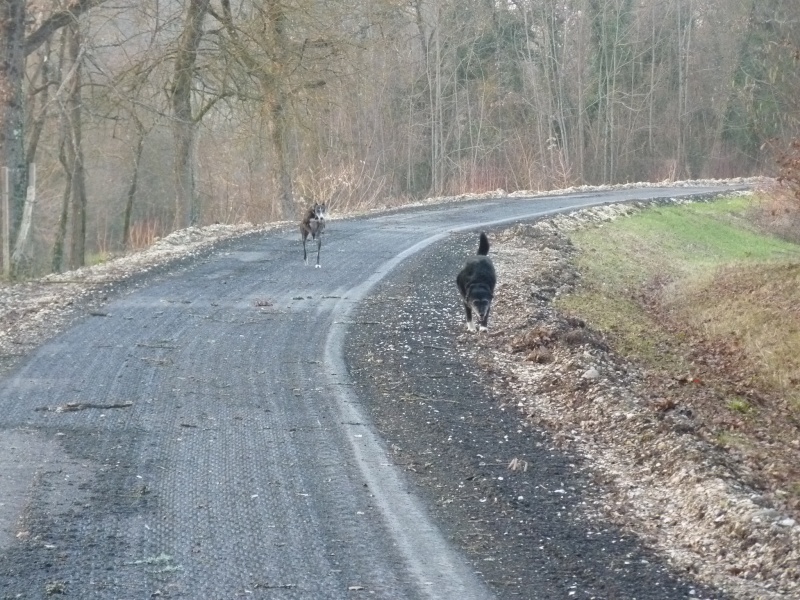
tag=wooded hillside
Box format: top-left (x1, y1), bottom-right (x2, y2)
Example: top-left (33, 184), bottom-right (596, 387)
top-left (1, 0), bottom-right (798, 275)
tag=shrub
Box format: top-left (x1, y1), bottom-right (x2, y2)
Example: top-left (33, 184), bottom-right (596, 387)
top-left (776, 138), bottom-right (800, 203)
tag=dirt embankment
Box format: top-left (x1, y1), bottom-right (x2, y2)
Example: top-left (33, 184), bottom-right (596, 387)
top-left (478, 200), bottom-right (799, 600)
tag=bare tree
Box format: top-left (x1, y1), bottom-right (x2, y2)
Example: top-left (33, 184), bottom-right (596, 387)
top-left (46, 19), bottom-right (89, 272)
top-left (64, 21), bottom-right (88, 269)
top-left (171, 0), bottom-right (211, 228)
top-left (214, 0), bottom-right (344, 219)
top-left (0, 0), bottom-right (28, 243)
top-left (0, 0), bottom-right (107, 260)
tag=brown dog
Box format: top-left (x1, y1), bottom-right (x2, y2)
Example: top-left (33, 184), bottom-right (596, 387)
top-left (300, 203), bottom-right (327, 267)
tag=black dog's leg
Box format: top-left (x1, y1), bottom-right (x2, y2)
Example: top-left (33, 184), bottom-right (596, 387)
top-left (463, 302), bottom-right (475, 332)
top-left (315, 236), bottom-right (322, 268)
top-left (479, 306), bottom-right (491, 331)
top-left (302, 232), bottom-right (309, 265)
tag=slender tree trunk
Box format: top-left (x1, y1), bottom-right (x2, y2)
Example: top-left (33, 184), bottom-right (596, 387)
top-left (541, 0), bottom-right (570, 177)
top-left (64, 22), bottom-right (86, 270)
top-left (267, 87), bottom-right (294, 219)
top-left (52, 168), bottom-right (70, 273)
top-left (123, 120), bottom-right (146, 248)
top-left (52, 30), bottom-right (70, 273)
top-left (649, 2), bottom-right (656, 155)
top-left (0, 0), bottom-right (28, 244)
top-left (433, 7), bottom-right (442, 193)
top-left (683, 0), bottom-right (692, 175)
top-left (172, 0), bottom-right (210, 229)
top-left (9, 42), bottom-right (51, 276)
top-left (675, 0), bottom-right (685, 177)
top-left (413, 0), bottom-right (436, 195)
top-left (520, 4), bottom-right (548, 184)
top-left (576, 5), bottom-right (586, 182)
top-left (26, 40), bottom-right (53, 169)
top-left (608, 12), bottom-right (618, 183)
top-left (10, 163), bottom-right (34, 274)
top-left (265, 0), bottom-right (295, 219)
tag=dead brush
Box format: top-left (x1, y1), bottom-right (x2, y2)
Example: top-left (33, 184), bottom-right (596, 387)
top-left (776, 138), bottom-right (800, 204)
top-left (511, 326), bottom-right (555, 353)
top-left (525, 348), bottom-right (553, 363)
top-left (127, 220), bottom-right (162, 250)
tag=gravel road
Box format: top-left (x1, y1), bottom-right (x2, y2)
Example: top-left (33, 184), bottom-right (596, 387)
top-left (0, 186), bottom-right (741, 599)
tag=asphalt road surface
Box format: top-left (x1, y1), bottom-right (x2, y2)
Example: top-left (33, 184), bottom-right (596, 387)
top-left (0, 187), bottom-right (738, 599)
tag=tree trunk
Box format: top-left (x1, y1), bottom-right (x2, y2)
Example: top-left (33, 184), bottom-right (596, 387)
top-left (52, 30), bottom-right (70, 274)
top-left (0, 0), bottom-right (28, 243)
top-left (10, 164), bottom-right (34, 274)
top-left (268, 0), bottom-right (296, 220)
top-left (64, 22), bottom-right (87, 271)
top-left (26, 40), bottom-right (53, 168)
top-left (413, 0), bottom-right (435, 195)
top-left (267, 91), bottom-right (295, 220)
top-left (52, 171), bottom-right (70, 273)
top-left (172, 0), bottom-right (211, 229)
top-left (123, 121), bottom-right (146, 248)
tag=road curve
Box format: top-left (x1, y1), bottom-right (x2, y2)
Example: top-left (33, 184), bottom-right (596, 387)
top-left (0, 187), bottom-right (737, 598)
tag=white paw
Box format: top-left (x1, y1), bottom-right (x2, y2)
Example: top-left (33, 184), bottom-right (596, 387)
top-left (479, 326), bottom-right (488, 333)
top-left (466, 321), bottom-right (477, 332)
top-left (315, 264), bottom-right (321, 269)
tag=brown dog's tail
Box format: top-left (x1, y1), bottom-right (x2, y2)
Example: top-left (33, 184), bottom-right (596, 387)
top-left (477, 232), bottom-right (490, 256)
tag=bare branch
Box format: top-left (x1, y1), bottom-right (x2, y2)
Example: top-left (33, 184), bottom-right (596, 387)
top-left (25, 0), bottom-right (110, 56)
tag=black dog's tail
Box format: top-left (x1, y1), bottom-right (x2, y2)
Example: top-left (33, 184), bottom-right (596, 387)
top-left (477, 232), bottom-right (490, 256)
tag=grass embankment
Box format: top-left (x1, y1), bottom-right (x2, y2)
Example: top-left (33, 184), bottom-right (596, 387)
top-left (557, 195), bottom-right (800, 505)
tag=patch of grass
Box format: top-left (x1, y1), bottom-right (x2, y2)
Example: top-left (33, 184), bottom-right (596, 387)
top-left (578, 197), bottom-right (798, 280)
top-left (727, 396), bottom-right (753, 415)
top-left (558, 291), bottom-right (683, 369)
top-left (676, 262), bottom-right (800, 406)
top-left (715, 430), bottom-right (751, 451)
top-left (556, 194), bottom-right (800, 511)
top-left (557, 196), bottom-right (800, 398)
top-left (715, 431), bottom-right (736, 448)
top-left (86, 251), bottom-right (112, 266)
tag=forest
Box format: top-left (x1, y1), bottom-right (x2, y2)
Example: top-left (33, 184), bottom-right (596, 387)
top-left (1, 0), bottom-right (798, 276)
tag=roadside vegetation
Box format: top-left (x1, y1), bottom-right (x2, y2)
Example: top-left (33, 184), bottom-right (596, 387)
top-left (556, 193), bottom-right (800, 513)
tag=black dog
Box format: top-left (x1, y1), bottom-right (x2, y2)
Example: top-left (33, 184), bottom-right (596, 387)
top-left (456, 232), bottom-right (496, 332)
